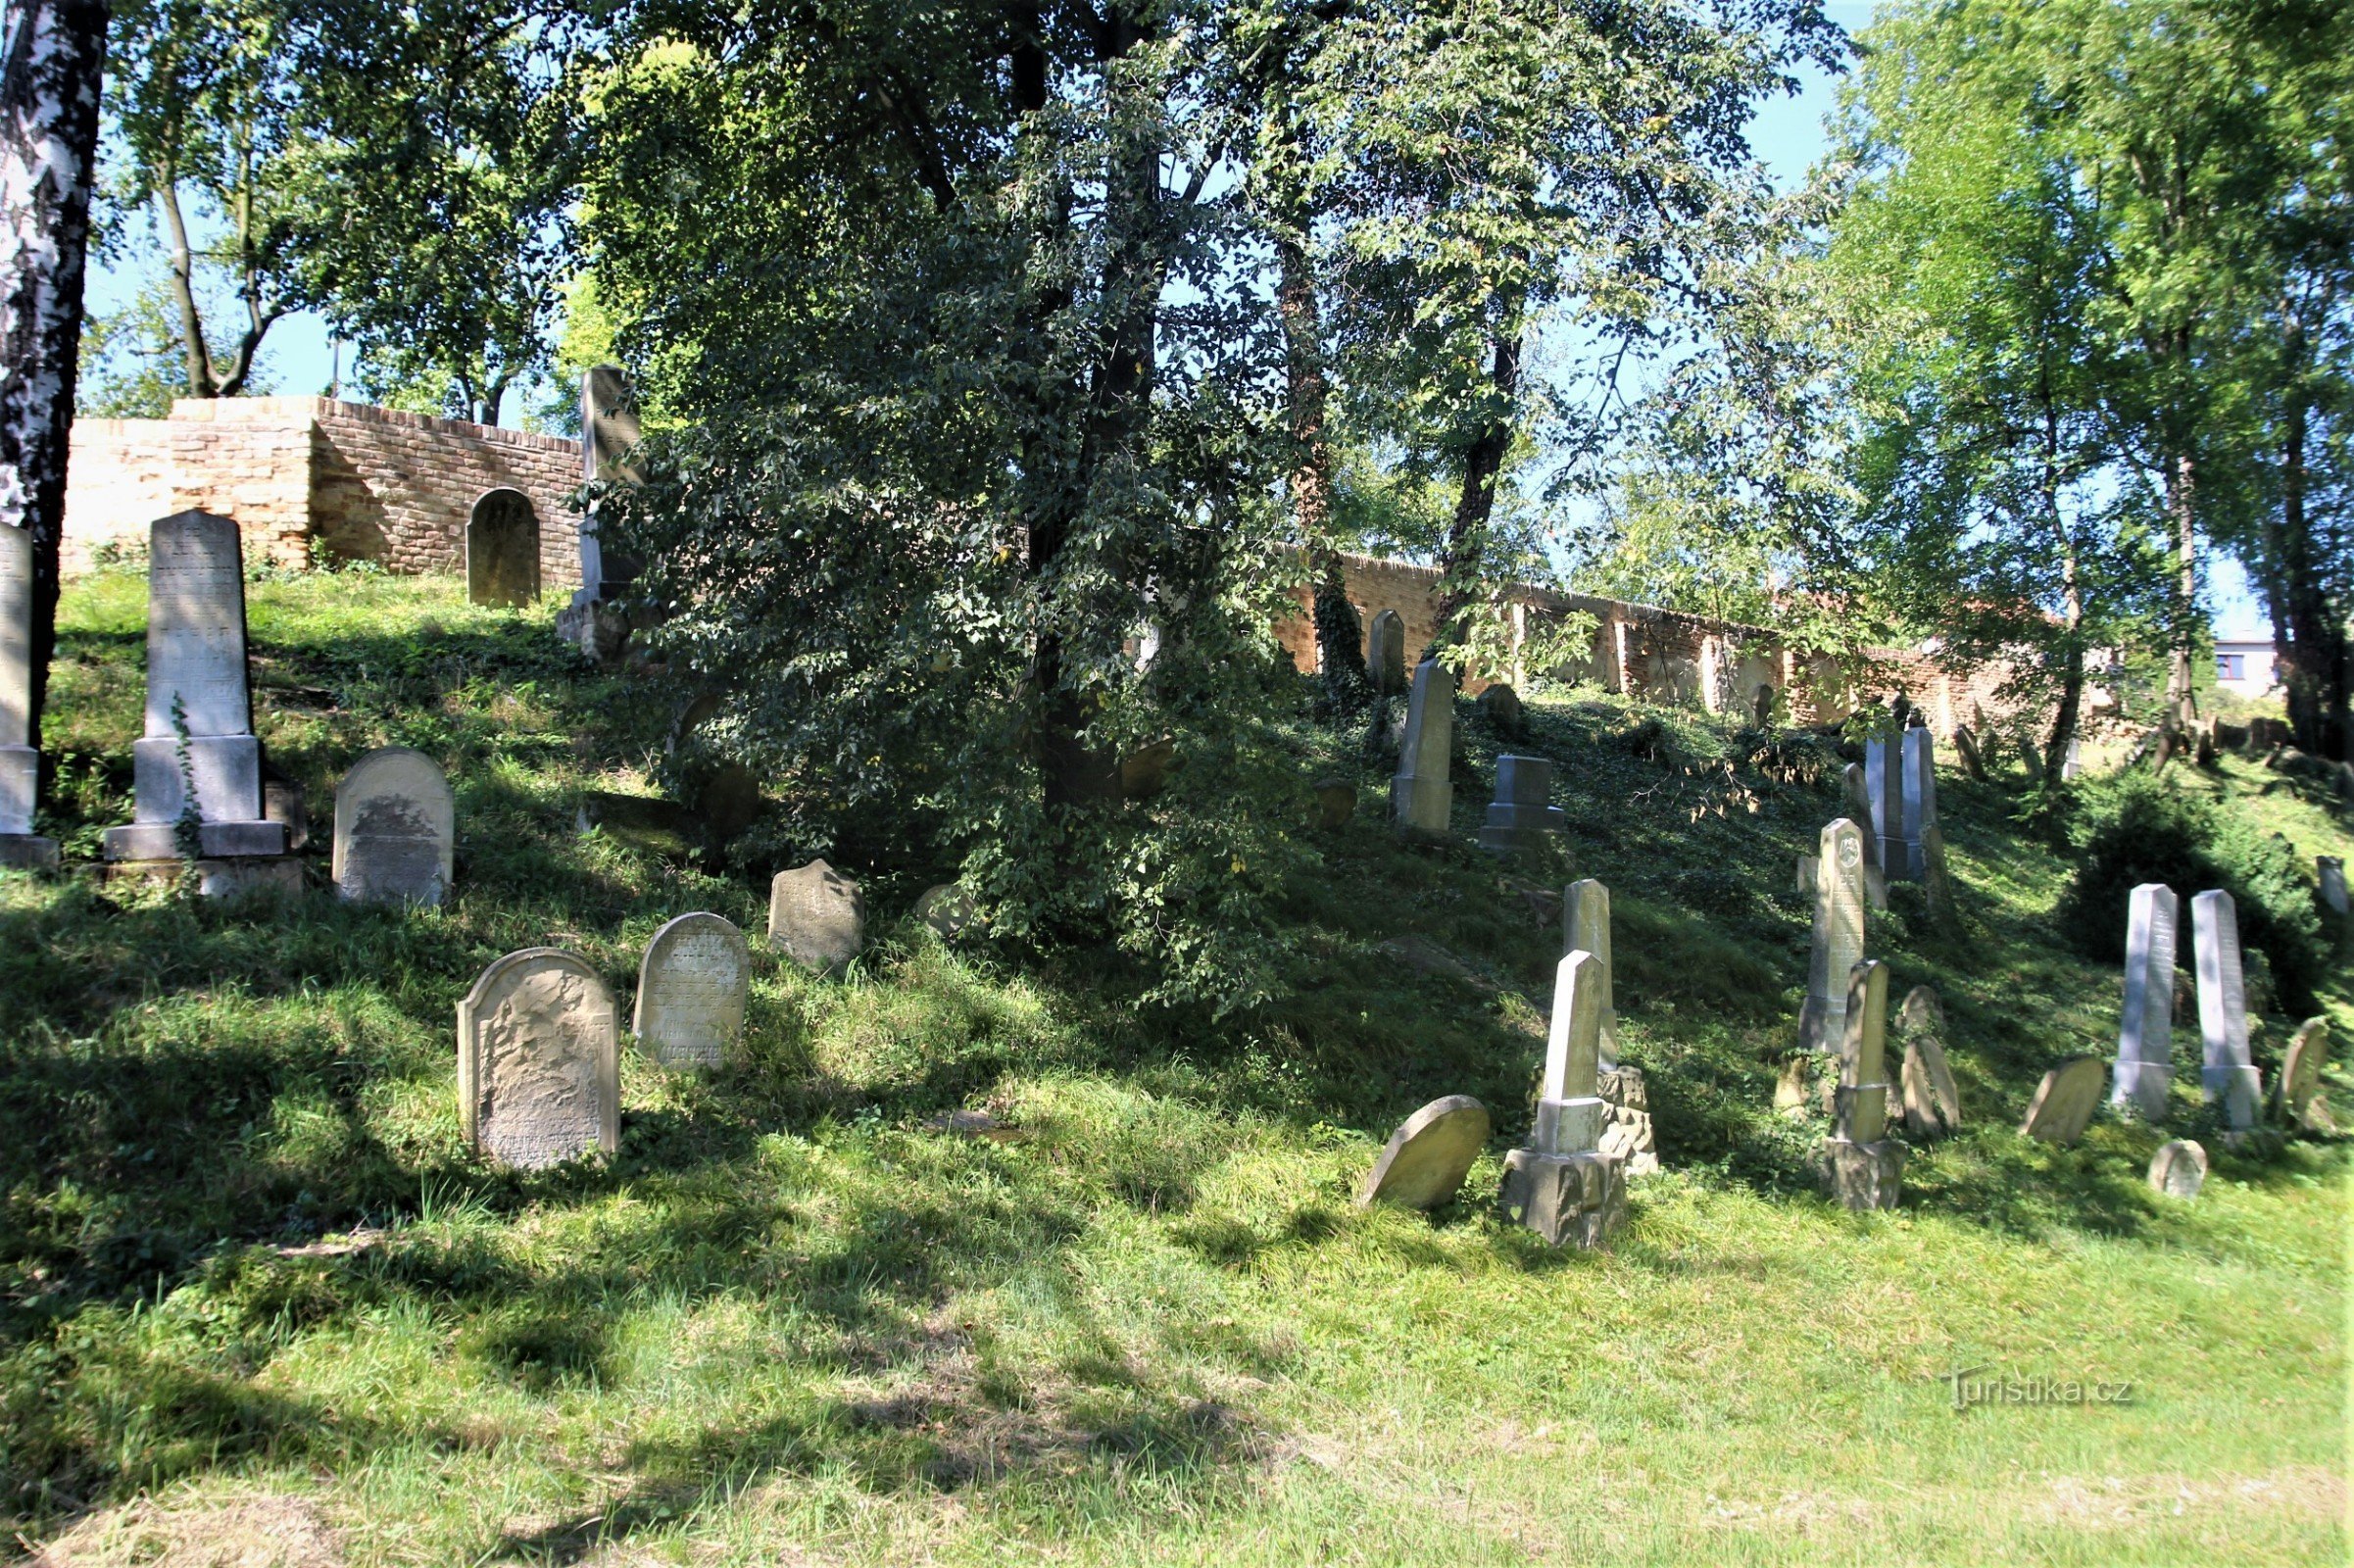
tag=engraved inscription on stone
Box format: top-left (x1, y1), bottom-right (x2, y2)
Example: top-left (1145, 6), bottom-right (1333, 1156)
top-left (1800, 818), bottom-right (1867, 1052)
top-left (0, 520), bottom-right (30, 749)
top-left (458, 949), bottom-right (619, 1169)
top-left (769, 858), bottom-right (864, 971)
top-left (634, 911), bottom-right (749, 1071)
top-left (144, 512), bottom-right (252, 739)
top-left (333, 747), bottom-right (455, 905)
top-left (2113, 882), bottom-right (2178, 1120)
top-left (467, 488), bottom-right (541, 608)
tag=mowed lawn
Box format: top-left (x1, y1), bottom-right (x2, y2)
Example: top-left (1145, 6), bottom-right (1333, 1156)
top-left (2, 570), bottom-right (2345, 1566)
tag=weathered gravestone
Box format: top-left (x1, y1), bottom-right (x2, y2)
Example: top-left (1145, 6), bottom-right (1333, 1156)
top-left (2147, 1139), bottom-right (2208, 1199)
top-left (0, 521), bottom-right (55, 868)
top-left (1501, 950), bottom-right (1628, 1247)
top-left (458, 948), bottom-right (619, 1168)
top-left (1391, 659), bottom-right (1454, 837)
top-left (1896, 984), bottom-right (1961, 1141)
top-left (1837, 763), bottom-right (1888, 909)
top-left (2191, 890), bottom-right (2262, 1130)
top-left (1951, 724), bottom-right (1986, 782)
top-left (2277, 1017), bottom-right (2332, 1133)
top-left (914, 882), bottom-right (980, 939)
top-left (769, 858), bottom-right (863, 971)
top-left (2111, 883), bottom-right (2179, 1121)
top-left (1900, 727), bottom-right (1938, 882)
top-left (1357, 1095), bottom-right (1491, 1211)
top-left (1366, 610), bottom-right (1407, 696)
top-left (561, 365), bottom-right (643, 661)
top-left (1563, 878), bottom-right (1620, 1069)
top-left (633, 912), bottom-right (748, 1071)
top-left (1751, 683), bottom-right (1775, 729)
top-left (332, 747), bottom-right (455, 906)
top-left (1864, 736), bottom-right (1907, 883)
top-left (1798, 818), bottom-right (1868, 1054)
top-left (1310, 777), bottom-right (1357, 830)
top-left (1476, 682), bottom-right (1525, 735)
top-left (1477, 754), bottom-right (1566, 855)
top-left (101, 512), bottom-right (292, 884)
top-left (1823, 958), bottom-right (1904, 1210)
top-left (2019, 1056), bottom-right (2105, 1146)
top-left (2320, 857), bottom-right (2348, 918)
top-left (466, 488), bottom-right (540, 607)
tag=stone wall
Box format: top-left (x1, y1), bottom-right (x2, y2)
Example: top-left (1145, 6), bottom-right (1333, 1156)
top-left (66, 397), bottom-right (581, 593)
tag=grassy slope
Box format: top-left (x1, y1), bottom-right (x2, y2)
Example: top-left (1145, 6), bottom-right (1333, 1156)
top-left (1, 570), bottom-right (2345, 1567)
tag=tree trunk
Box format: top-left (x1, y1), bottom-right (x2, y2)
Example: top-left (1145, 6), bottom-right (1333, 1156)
top-left (1431, 316), bottom-right (1522, 656)
top-left (2163, 448), bottom-right (2198, 728)
top-left (2266, 352), bottom-right (2353, 761)
top-left (0, 0), bottom-right (108, 751)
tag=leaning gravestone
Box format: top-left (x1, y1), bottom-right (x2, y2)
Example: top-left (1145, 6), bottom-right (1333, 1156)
top-left (1476, 754), bottom-right (1566, 855)
top-left (633, 912), bottom-right (749, 1071)
top-left (1366, 610), bottom-right (1407, 696)
top-left (2147, 1139), bottom-right (2208, 1199)
top-left (332, 747), bottom-right (455, 906)
top-left (101, 512), bottom-right (292, 886)
top-left (1357, 1095), bottom-right (1491, 1210)
top-left (1501, 950), bottom-right (1628, 1247)
top-left (2019, 1056), bottom-right (2105, 1146)
top-left (458, 948), bottom-right (619, 1168)
top-left (1391, 659), bottom-right (1454, 836)
top-left (1951, 724), bottom-right (1986, 781)
top-left (2278, 1017), bottom-right (2331, 1132)
top-left (2111, 883), bottom-right (2178, 1121)
top-left (466, 488), bottom-right (540, 607)
top-left (2320, 857), bottom-right (2348, 918)
top-left (1823, 958), bottom-right (1904, 1210)
top-left (769, 858), bottom-right (864, 971)
top-left (1798, 818), bottom-right (1867, 1054)
top-left (0, 521), bottom-right (55, 867)
top-left (1563, 878), bottom-right (1620, 1068)
top-left (1895, 984), bottom-right (1961, 1141)
top-left (2191, 890), bottom-right (2261, 1130)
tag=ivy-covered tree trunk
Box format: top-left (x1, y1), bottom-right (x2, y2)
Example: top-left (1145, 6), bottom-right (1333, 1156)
top-left (0, 0), bottom-right (107, 749)
top-left (2265, 374), bottom-right (2353, 761)
top-left (1278, 227), bottom-right (1366, 708)
top-left (1431, 316), bottom-right (1522, 656)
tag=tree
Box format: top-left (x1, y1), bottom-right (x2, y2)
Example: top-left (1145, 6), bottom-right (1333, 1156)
top-left (1, 0), bottom-right (108, 749)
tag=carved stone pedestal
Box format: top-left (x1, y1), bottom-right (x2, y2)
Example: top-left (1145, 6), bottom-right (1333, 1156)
top-left (1500, 1148), bottom-right (1627, 1249)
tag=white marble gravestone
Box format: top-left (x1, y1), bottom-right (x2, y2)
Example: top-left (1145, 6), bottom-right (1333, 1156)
top-left (1477, 754), bottom-right (1565, 855)
top-left (1799, 818), bottom-right (1868, 1053)
top-left (466, 488), bottom-right (540, 608)
top-left (1391, 659), bottom-right (1454, 836)
top-left (1824, 958), bottom-right (1904, 1209)
top-left (1901, 727), bottom-right (1938, 882)
top-left (333, 747), bottom-right (455, 905)
top-left (633, 912), bottom-right (749, 1071)
top-left (2111, 883), bottom-right (2178, 1120)
top-left (1366, 610), bottom-right (1407, 696)
top-left (458, 948), bottom-right (620, 1169)
top-left (769, 858), bottom-right (864, 971)
top-left (0, 522), bottom-right (55, 866)
top-left (102, 512), bottom-right (288, 865)
top-left (1500, 950), bottom-right (1628, 1247)
top-left (2191, 890), bottom-right (2261, 1129)
top-left (1563, 878), bottom-right (1620, 1069)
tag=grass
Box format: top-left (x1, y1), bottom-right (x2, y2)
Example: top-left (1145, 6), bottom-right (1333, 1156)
top-left (2, 568), bottom-right (2346, 1566)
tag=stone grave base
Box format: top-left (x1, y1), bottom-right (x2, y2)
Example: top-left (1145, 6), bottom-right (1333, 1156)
top-left (104, 855), bottom-right (307, 899)
top-left (1597, 1065), bottom-right (1658, 1174)
top-left (1821, 1135), bottom-right (1905, 1211)
top-left (0, 834), bottom-right (59, 870)
top-left (1499, 1148), bottom-right (1627, 1249)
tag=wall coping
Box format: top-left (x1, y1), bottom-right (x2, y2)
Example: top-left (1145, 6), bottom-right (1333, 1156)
top-left (153, 395), bottom-right (579, 456)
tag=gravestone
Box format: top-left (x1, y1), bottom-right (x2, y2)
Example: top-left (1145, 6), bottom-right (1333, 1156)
top-left (1477, 754), bottom-right (1565, 855)
top-left (332, 747), bottom-right (455, 906)
top-left (1477, 682), bottom-right (1524, 735)
top-left (2277, 1017), bottom-right (2331, 1132)
top-left (1310, 777), bottom-right (1356, 829)
top-left (1896, 984), bottom-right (1960, 1141)
top-left (769, 858), bottom-right (863, 971)
top-left (561, 365), bottom-right (643, 660)
top-left (466, 488), bottom-right (540, 607)
top-left (2320, 857), bottom-right (2348, 917)
top-left (1366, 610), bottom-right (1407, 696)
top-left (2111, 883), bottom-right (2178, 1121)
top-left (1951, 724), bottom-right (1986, 781)
top-left (1357, 1095), bottom-right (1490, 1210)
top-left (2019, 1056), bottom-right (2105, 1145)
top-left (633, 912), bottom-right (749, 1071)
top-left (1798, 818), bottom-right (1867, 1054)
top-left (101, 512), bottom-right (291, 878)
top-left (2147, 1139), bottom-right (2208, 1199)
top-left (1864, 737), bottom-right (1907, 882)
top-left (0, 522), bottom-right (55, 867)
top-left (2191, 890), bottom-right (2261, 1129)
top-left (1900, 728), bottom-right (1937, 882)
top-left (1390, 659), bottom-right (1454, 836)
top-left (1751, 683), bottom-right (1775, 729)
top-left (457, 948), bottom-right (619, 1169)
top-left (914, 882), bottom-right (980, 938)
top-left (1823, 958), bottom-right (1904, 1210)
top-left (1562, 878), bottom-right (1620, 1069)
top-left (1500, 951), bottom-right (1628, 1247)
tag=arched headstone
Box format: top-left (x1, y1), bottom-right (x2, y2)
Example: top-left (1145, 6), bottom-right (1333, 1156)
top-left (458, 948), bottom-right (619, 1168)
top-left (634, 912), bottom-right (749, 1071)
top-left (333, 747), bottom-right (455, 905)
top-left (467, 488), bottom-right (540, 607)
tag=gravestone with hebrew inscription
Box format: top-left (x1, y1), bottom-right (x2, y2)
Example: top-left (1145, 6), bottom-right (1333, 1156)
top-left (2111, 883), bottom-right (2178, 1121)
top-left (1477, 754), bottom-right (1565, 855)
top-left (458, 948), bottom-right (619, 1168)
top-left (1500, 950), bottom-right (1628, 1247)
top-left (1798, 819), bottom-right (1868, 1054)
top-left (1366, 610), bottom-right (1407, 696)
top-left (769, 858), bottom-right (864, 971)
top-left (1391, 659), bottom-right (1454, 836)
top-left (466, 489), bottom-right (540, 608)
top-left (0, 522), bottom-right (55, 867)
top-left (2192, 890), bottom-right (2261, 1130)
top-left (102, 513), bottom-right (291, 879)
top-left (2020, 1056), bottom-right (2105, 1146)
top-left (1563, 878), bottom-right (1620, 1069)
top-left (1822, 958), bottom-right (1904, 1209)
top-left (633, 912), bottom-right (749, 1071)
top-left (1358, 1096), bottom-right (1491, 1211)
top-left (333, 747), bottom-right (455, 906)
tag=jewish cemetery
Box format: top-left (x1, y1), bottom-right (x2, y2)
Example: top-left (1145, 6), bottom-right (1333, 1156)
top-left (0, 0), bottom-right (2344, 1561)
